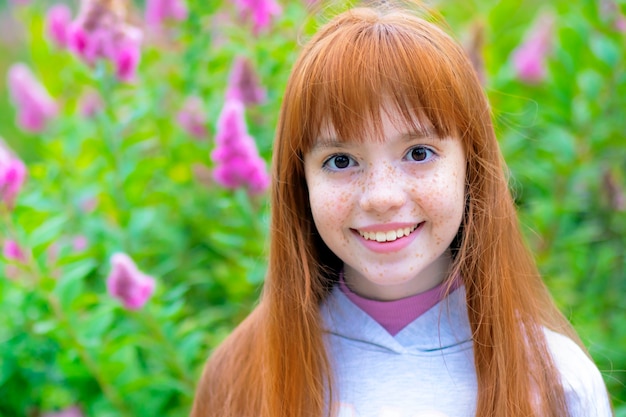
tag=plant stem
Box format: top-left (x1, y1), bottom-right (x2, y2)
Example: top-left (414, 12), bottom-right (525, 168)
top-left (48, 295), bottom-right (135, 417)
top-left (138, 309), bottom-right (197, 394)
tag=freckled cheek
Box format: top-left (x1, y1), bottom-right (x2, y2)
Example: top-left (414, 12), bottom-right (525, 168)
top-left (407, 176), bottom-right (466, 222)
top-left (309, 184), bottom-right (355, 243)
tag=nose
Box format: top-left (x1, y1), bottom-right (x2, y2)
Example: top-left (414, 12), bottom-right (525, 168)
top-left (359, 163), bottom-right (407, 213)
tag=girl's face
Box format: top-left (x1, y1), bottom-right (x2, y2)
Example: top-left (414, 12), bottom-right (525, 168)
top-left (304, 108), bottom-right (466, 300)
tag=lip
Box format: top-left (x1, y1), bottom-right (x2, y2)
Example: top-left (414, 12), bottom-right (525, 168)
top-left (351, 222), bottom-right (424, 254)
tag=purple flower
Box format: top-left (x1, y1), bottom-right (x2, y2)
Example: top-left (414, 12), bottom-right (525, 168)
top-left (106, 253), bottom-right (155, 310)
top-left (145, 0), bottom-right (188, 28)
top-left (7, 63), bottom-right (58, 133)
top-left (66, 0), bottom-right (143, 82)
top-left (211, 100), bottom-right (270, 195)
top-left (511, 14), bottom-right (554, 84)
top-left (234, 0), bottom-right (282, 35)
top-left (225, 57), bottom-right (266, 105)
top-left (176, 96), bottom-right (208, 139)
top-left (110, 29), bottom-right (142, 82)
top-left (45, 4), bottom-right (73, 48)
top-left (3, 240), bottom-right (25, 262)
top-left (42, 406), bottom-right (84, 417)
top-left (0, 140), bottom-right (27, 208)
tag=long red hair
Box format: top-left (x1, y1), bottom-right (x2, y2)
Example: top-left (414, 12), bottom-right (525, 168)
top-left (191, 3), bottom-right (585, 416)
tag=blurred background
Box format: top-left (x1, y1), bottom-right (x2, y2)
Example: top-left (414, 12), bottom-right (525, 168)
top-left (0, 0), bottom-right (624, 416)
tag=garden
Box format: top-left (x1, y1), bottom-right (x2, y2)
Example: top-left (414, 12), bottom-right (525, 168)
top-left (0, 0), bottom-right (624, 416)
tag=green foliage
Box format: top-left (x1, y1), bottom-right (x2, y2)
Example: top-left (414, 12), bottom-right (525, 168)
top-left (0, 0), bottom-right (624, 415)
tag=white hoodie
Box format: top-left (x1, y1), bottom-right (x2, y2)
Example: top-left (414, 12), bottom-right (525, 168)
top-left (320, 286), bottom-right (612, 417)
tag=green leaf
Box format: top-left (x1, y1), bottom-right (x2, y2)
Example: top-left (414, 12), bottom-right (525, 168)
top-left (576, 69), bottom-right (603, 101)
top-left (590, 35), bottom-right (620, 67)
top-left (53, 259), bottom-right (98, 309)
top-left (77, 307), bottom-right (114, 347)
top-left (28, 216), bottom-right (69, 249)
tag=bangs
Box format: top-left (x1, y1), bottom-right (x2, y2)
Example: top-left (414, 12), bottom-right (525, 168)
top-left (291, 7), bottom-right (473, 152)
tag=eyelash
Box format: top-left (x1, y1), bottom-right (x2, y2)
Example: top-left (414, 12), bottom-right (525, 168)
top-left (321, 146), bottom-right (437, 171)
top-left (322, 154), bottom-right (357, 171)
top-left (404, 145), bottom-right (436, 163)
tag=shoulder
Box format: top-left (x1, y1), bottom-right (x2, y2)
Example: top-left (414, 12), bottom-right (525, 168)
top-left (543, 328), bottom-right (613, 416)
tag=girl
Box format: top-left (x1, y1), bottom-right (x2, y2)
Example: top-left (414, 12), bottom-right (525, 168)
top-left (191, 1), bottom-right (612, 416)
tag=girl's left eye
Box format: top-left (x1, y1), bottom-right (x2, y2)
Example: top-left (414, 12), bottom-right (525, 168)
top-left (405, 146), bottom-right (435, 163)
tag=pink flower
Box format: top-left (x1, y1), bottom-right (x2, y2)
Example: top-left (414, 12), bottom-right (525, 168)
top-left (234, 0), bottom-right (282, 35)
top-left (3, 240), bottom-right (25, 262)
top-left (0, 140), bottom-right (27, 208)
top-left (211, 100), bottom-right (270, 194)
top-left (106, 253), bottom-right (156, 310)
top-left (66, 0), bottom-right (143, 82)
top-left (225, 57), bottom-right (266, 105)
top-left (111, 29), bottom-right (142, 82)
top-left (511, 14), bottom-right (554, 84)
top-left (176, 96), bottom-right (208, 139)
top-left (72, 235), bottom-right (89, 252)
top-left (42, 406), bottom-right (84, 417)
top-left (77, 88), bottom-right (104, 118)
top-left (45, 4), bottom-right (73, 48)
top-left (7, 63), bottom-right (58, 133)
top-left (145, 0), bottom-right (188, 28)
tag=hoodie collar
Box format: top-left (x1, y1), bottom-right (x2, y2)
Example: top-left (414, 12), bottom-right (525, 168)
top-left (321, 285), bottom-right (472, 354)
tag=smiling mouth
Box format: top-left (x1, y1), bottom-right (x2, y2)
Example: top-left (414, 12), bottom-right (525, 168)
top-left (356, 223), bottom-right (422, 243)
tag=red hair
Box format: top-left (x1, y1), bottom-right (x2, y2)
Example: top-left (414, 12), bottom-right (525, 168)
top-left (191, 3), bottom-right (586, 416)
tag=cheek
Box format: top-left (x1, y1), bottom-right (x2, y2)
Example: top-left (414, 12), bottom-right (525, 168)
top-left (410, 168), bottom-right (466, 224)
top-left (308, 181), bottom-right (354, 228)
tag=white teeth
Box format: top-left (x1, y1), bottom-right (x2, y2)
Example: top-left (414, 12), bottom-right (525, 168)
top-left (358, 224), bottom-right (418, 242)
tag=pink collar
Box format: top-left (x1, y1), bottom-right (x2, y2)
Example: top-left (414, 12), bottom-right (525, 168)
top-left (339, 272), bottom-right (460, 336)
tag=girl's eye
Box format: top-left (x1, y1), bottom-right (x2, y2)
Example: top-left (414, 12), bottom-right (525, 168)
top-left (405, 146), bottom-right (435, 163)
top-left (323, 154), bottom-right (356, 171)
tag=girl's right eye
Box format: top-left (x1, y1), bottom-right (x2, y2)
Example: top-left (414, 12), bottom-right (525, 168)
top-left (322, 154), bottom-right (356, 171)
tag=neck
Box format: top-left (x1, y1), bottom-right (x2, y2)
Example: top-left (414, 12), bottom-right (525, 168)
top-left (344, 250), bottom-right (453, 301)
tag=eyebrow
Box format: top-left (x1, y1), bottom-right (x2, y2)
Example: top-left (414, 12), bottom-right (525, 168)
top-left (310, 129), bottom-right (438, 152)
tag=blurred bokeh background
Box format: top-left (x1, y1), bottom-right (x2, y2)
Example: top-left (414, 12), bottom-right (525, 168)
top-left (0, 0), bottom-right (624, 416)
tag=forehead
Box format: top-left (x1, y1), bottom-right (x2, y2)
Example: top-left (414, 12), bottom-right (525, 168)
top-left (314, 105), bottom-right (438, 144)
top-left (288, 10), bottom-right (468, 156)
